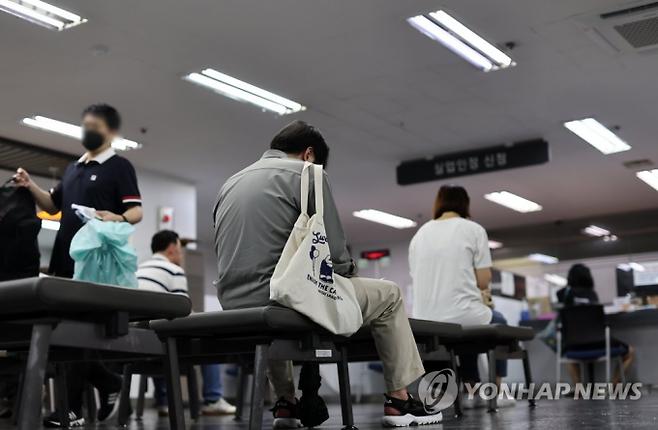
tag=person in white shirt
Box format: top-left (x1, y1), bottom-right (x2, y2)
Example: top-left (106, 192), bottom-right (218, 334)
top-left (137, 230), bottom-right (236, 417)
top-left (409, 185), bottom-right (511, 406)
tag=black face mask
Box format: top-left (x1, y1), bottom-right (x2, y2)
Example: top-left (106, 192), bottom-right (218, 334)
top-left (82, 130), bottom-right (105, 151)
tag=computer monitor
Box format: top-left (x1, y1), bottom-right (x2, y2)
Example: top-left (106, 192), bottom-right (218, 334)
top-left (616, 261), bottom-right (658, 297)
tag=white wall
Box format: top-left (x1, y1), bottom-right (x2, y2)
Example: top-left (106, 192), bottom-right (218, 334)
top-left (352, 240), bottom-right (414, 315)
top-left (132, 168), bottom-right (197, 262)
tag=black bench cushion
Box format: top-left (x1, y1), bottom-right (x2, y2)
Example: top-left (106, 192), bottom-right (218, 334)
top-left (444, 324), bottom-right (535, 344)
top-left (0, 277), bottom-right (191, 321)
top-left (150, 306), bottom-right (463, 341)
top-left (349, 318), bottom-right (462, 340)
top-left (150, 306), bottom-right (319, 337)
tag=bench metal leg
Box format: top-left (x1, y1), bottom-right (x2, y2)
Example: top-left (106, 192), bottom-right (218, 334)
top-left (85, 384), bottom-right (97, 422)
top-left (249, 343), bottom-right (270, 430)
top-left (449, 349), bottom-right (464, 418)
top-left (18, 324), bottom-right (52, 430)
top-left (618, 356), bottom-right (626, 385)
top-left (11, 373), bottom-right (25, 426)
top-left (522, 350), bottom-right (537, 407)
top-left (135, 375), bottom-right (147, 420)
top-left (164, 338), bottom-right (186, 430)
top-left (117, 364), bottom-right (133, 426)
top-left (487, 351), bottom-right (497, 413)
top-left (337, 346), bottom-right (357, 430)
top-left (187, 366), bottom-right (200, 422)
top-left (234, 364), bottom-right (249, 421)
top-left (55, 363), bottom-right (70, 428)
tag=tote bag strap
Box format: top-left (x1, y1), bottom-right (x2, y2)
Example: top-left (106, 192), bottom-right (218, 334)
top-left (300, 162), bottom-right (312, 216)
top-left (300, 163), bottom-right (324, 218)
top-left (312, 164), bottom-right (324, 218)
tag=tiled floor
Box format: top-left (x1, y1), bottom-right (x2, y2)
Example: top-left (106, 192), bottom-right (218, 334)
top-left (4, 394), bottom-right (658, 429)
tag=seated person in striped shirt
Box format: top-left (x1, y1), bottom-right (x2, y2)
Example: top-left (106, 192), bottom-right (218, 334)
top-left (137, 230), bottom-right (236, 416)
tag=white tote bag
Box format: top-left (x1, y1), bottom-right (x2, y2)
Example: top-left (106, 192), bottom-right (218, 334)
top-left (270, 163), bottom-right (363, 336)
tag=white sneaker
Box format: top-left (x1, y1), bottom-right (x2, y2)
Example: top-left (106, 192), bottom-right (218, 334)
top-left (496, 398), bottom-right (517, 408)
top-left (201, 397), bottom-right (237, 416)
top-left (462, 395), bottom-right (487, 409)
top-left (157, 404), bottom-right (169, 417)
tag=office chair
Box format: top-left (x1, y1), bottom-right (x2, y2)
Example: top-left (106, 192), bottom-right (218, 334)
top-left (556, 304), bottom-right (626, 385)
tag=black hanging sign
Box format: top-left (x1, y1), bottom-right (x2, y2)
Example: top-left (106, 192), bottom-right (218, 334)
top-left (396, 139), bottom-right (550, 186)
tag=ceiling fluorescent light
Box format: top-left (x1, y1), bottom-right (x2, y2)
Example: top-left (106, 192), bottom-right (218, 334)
top-left (183, 68), bottom-right (305, 115)
top-left (629, 262), bottom-right (645, 272)
top-left (21, 116), bottom-right (141, 151)
top-left (0, 0), bottom-right (87, 31)
top-left (544, 274), bottom-right (568, 286)
top-left (353, 209), bottom-right (417, 229)
top-left (429, 11), bottom-right (514, 68)
top-left (41, 219), bottom-right (60, 231)
top-left (484, 191), bottom-right (542, 213)
top-left (636, 169), bottom-right (658, 192)
top-left (583, 225), bottom-right (611, 237)
top-left (488, 240), bottom-right (503, 249)
top-left (407, 11), bottom-right (515, 72)
top-left (528, 253), bottom-right (559, 264)
top-left (564, 118), bottom-right (631, 155)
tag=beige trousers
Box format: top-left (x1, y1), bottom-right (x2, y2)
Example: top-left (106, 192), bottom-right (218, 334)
top-left (267, 277), bottom-right (425, 397)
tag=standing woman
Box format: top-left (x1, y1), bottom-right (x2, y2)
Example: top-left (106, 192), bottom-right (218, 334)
top-left (409, 185), bottom-right (512, 406)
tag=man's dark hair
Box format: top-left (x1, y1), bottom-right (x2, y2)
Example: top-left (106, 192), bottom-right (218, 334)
top-left (151, 230), bottom-right (179, 254)
top-left (82, 103), bottom-right (121, 131)
top-left (567, 263), bottom-right (594, 289)
top-left (433, 185), bottom-right (471, 219)
top-left (270, 120), bottom-right (330, 166)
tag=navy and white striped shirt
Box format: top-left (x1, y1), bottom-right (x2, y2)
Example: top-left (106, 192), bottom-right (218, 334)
top-left (136, 254), bottom-right (188, 295)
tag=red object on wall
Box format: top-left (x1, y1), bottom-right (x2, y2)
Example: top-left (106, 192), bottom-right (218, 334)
top-left (361, 249), bottom-right (390, 260)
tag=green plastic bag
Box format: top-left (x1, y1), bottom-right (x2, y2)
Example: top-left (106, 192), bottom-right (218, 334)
top-left (69, 219), bottom-right (138, 288)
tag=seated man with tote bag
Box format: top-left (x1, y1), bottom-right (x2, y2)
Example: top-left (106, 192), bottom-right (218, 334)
top-left (213, 121), bottom-right (440, 428)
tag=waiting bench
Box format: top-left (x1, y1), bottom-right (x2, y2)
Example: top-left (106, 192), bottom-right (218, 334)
top-left (150, 306), bottom-right (536, 428)
top-left (0, 277), bottom-right (191, 430)
top-left (442, 324), bottom-right (536, 411)
top-left (149, 306), bottom-right (463, 430)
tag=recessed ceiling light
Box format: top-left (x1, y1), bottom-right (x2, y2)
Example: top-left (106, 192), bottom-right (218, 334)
top-left (41, 219), bottom-right (60, 231)
top-left (544, 274), bottom-right (567, 286)
top-left (183, 68), bottom-right (305, 115)
top-left (21, 116), bottom-right (141, 151)
top-left (488, 240), bottom-right (503, 249)
top-left (484, 191), bottom-right (542, 213)
top-left (0, 0), bottom-right (87, 31)
top-left (353, 209), bottom-right (417, 229)
top-left (603, 235), bottom-right (618, 242)
top-left (407, 10), bottom-right (515, 72)
top-left (528, 253), bottom-right (559, 264)
top-left (582, 225), bottom-right (611, 237)
top-left (629, 262), bottom-right (645, 272)
top-left (564, 118), bottom-right (631, 155)
top-left (636, 169), bottom-right (658, 192)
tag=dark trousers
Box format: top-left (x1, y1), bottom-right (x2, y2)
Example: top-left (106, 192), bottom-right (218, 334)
top-left (65, 362), bottom-right (122, 413)
top-left (460, 310), bottom-right (508, 383)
